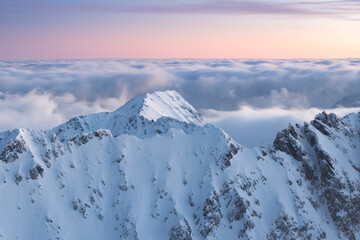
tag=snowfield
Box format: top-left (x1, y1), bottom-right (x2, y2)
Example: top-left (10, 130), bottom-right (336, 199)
top-left (0, 90), bottom-right (360, 239)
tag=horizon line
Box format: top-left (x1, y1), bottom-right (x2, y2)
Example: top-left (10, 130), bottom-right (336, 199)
top-left (1, 57), bottom-right (360, 61)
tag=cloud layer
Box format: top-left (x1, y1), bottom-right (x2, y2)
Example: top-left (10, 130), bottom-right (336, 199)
top-left (0, 59), bottom-right (359, 146)
top-left (2, 58), bottom-right (360, 109)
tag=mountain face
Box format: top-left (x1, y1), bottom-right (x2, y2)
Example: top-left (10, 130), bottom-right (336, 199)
top-left (1, 90), bottom-right (360, 240)
top-left (333, 93), bottom-right (360, 108)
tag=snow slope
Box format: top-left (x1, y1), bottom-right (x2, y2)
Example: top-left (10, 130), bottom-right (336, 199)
top-left (0, 90), bottom-right (360, 239)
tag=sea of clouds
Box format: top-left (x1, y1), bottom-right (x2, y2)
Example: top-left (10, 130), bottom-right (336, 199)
top-left (1, 59), bottom-right (359, 147)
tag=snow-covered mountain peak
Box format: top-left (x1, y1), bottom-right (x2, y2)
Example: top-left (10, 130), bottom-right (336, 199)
top-left (115, 90), bottom-right (203, 125)
top-left (3, 91), bottom-right (360, 239)
top-left (49, 90), bottom-right (204, 140)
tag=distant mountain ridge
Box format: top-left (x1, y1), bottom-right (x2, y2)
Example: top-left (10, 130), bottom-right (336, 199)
top-left (0, 90), bottom-right (360, 239)
top-left (333, 93), bottom-right (360, 108)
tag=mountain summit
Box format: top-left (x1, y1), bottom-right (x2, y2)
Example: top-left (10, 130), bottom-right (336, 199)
top-left (51, 90), bottom-right (202, 140)
top-left (115, 90), bottom-right (203, 125)
top-left (0, 91), bottom-right (360, 239)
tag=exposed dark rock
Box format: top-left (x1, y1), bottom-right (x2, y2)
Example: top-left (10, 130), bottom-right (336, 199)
top-left (268, 213), bottom-right (314, 240)
top-left (220, 183), bottom-right (247, 223)
top-left (80, 206), bottom-right (87, 219)
top-left (238, 217), bottom-right (255, 239)
top-left (45, 216), bottom-right (53, 223)
top-left (194, 191), bottom-right (222, 238)
top-left (314, 112), bottom-right (340, 129)
top-left (169, 219), bottom-right (192, 240)
top-left (301, 159), bottom-right (317, 181)
top-left (0, 139), bottom-right (26, 163)
top-left (273, 125), bottom-right (304, 161)
top-left (311, 120), bottom-right (331, 136)
top-left (311, 111), bottom-right (347, 137)
top-left (221, 143), bottom-right (240, 170)
top-left (15, 173), bottom-right (23, 185)
top-left (94, 129), bottom-right (109, 139)
top-left (29, 165), bottom-right (44, 180)
top-left (315, 148), bottom-right (335, 182)
top-left (303, 124), bottom-right (318, 147)
top-left (51, 134), bottom-right (57, 143)
top-left (72, 199), bottom-right (79, 211)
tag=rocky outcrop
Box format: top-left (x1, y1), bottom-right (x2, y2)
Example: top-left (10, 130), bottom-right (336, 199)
top-left (0, 138), bottom-right (26, 163)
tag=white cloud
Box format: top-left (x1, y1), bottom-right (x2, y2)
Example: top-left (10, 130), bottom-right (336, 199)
top-left (204, 106), bottom-right (360, 147)
top-left (0, 91), bottom-right (128, 132)
top-left (0, 91), bottom-right (63, 131)
top-left (1, 59), bottom-right (360, 110)
top-left (0, 58), bottom-right (360, 148)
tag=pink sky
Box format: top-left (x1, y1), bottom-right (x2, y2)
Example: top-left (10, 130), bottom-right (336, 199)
top-left (1, 1), bottom-right (360, 59)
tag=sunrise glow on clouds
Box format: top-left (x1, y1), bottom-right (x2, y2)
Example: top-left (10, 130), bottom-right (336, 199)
top-left (1, 0), bottom-right (360, 59)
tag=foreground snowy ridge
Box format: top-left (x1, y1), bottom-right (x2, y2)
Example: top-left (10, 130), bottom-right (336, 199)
top-left (0, 90), bottom-right (360, 239)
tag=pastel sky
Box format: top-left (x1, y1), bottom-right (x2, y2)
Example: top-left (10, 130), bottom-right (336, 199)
top-left (1, 0), bottom-right (360, 59)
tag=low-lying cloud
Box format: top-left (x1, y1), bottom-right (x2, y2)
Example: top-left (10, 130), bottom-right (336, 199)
top-left (2, 59), bottom-right (360, 109)
top-left (0, 59), bottom-right (359, 147)
top-left (0, 90), bottom-right (128, 131)
top-left (204, 106), bottom-right (360, 147)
